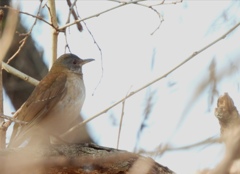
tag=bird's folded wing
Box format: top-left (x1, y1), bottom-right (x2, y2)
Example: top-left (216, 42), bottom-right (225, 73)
top-left (8, 72), bottom-right (67, 147)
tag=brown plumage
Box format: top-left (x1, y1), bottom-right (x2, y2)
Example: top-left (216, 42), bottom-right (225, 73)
top-left (8, 54), bottom-right (93, 147)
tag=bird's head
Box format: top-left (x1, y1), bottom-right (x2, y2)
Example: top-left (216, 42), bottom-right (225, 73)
top-left (51, 54), bottom-right (94, 75)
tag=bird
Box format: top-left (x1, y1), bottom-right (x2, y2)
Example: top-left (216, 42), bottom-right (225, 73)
top-left (8, 53), bottom-right (94, 148)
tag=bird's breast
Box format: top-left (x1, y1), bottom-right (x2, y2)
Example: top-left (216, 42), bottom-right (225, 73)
top-left (63, 74), bottom-right (86, 108)
top-left (42, 74), bottom-right (86, 135)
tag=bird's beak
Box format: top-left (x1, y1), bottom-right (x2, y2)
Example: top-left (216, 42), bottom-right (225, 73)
top-left (81, 58), bottom-right (94, 65)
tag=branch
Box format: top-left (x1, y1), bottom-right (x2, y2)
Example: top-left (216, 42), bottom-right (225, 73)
top-left (2, 62), bottom-right (39, 86)
top-left (48, 0), bottom-right (58, 68)
top-left (0, 6), bottom-right (54, 29)
top-left (4, 2), bottom-right (43, 64)
top-left (62, 21), bottom-right (240, 136)
top-left (214, 92), bottom-right (240, 138)
top-left (59, 0), bottom-right (146, 31)
top-left (66, 0), bottom-right (83, 32)
top-left (198, 93), bottom-right (240, 174)
top-left (0, 5), bottom-right (18, 149)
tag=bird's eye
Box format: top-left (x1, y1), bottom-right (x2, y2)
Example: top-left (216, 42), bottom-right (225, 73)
top-left (73, 59), bottom-right (78, 65)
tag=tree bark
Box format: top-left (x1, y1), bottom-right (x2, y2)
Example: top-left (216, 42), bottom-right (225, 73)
top-left (0, 143), bottom-right (175, 174)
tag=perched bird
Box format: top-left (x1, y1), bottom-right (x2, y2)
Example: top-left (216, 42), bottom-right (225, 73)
top-left (8, 54), bottom-right (94, 148)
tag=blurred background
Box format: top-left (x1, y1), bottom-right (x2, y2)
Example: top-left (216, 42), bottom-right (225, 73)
top-left (2, 1), bottom-right (240, 173)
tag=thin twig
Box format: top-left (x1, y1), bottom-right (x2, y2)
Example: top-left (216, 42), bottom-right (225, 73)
top-left (117, 88), bottom-right (131, 149)
top-left (0, 6), bottom-right (54, 29)
top-left (110, 0), bottom-right (164, 35)
top-left (151, 0), bottom-right (183, 6)
top-left (139, 136), bottom-right (220, 156)
top-left (80, 17), bottom-right (103, 95)
top-left (59, 0), bottom-right (146, 31)
top-left (63, 31), bottom-right (71, 53)
top-left (6, 1), bottom-right (43, 64)
top-left (62, 21), bottom-right (240, 136)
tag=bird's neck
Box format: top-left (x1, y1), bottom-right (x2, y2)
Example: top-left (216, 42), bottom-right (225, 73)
top-left (50, 67), bottom-right (83, 77)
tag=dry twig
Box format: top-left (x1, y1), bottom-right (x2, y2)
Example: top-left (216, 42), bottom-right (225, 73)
top-left (5, 1), bottom-right (43, 64)
top-left (59, 0), bottom-right (146, 31)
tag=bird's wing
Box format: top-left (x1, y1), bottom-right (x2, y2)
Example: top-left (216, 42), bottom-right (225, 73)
top-left (8, 72), bottom-right (67, 147)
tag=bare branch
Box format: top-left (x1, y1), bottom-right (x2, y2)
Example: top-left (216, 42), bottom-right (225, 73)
top-left (6, 1), bottom-right (43, 64)
top-left (0, 5), bottom-right (18, 148)
top-left (0, 6), bottom-right (54, 29)
top-left (62, 21), bottom-right (240, 136)
top-left (48, 0), bottom-right (58, 68)
top-left (197, 93), bottom-right (240, 174)
top-left (66, 0), bottom-right (83, 32)
top-left (59, 0), bottom-right (146, 31)
top-left (214, 92), bottom-right (240, 138)
top-left (2, 62), bottom-right (39, 86)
